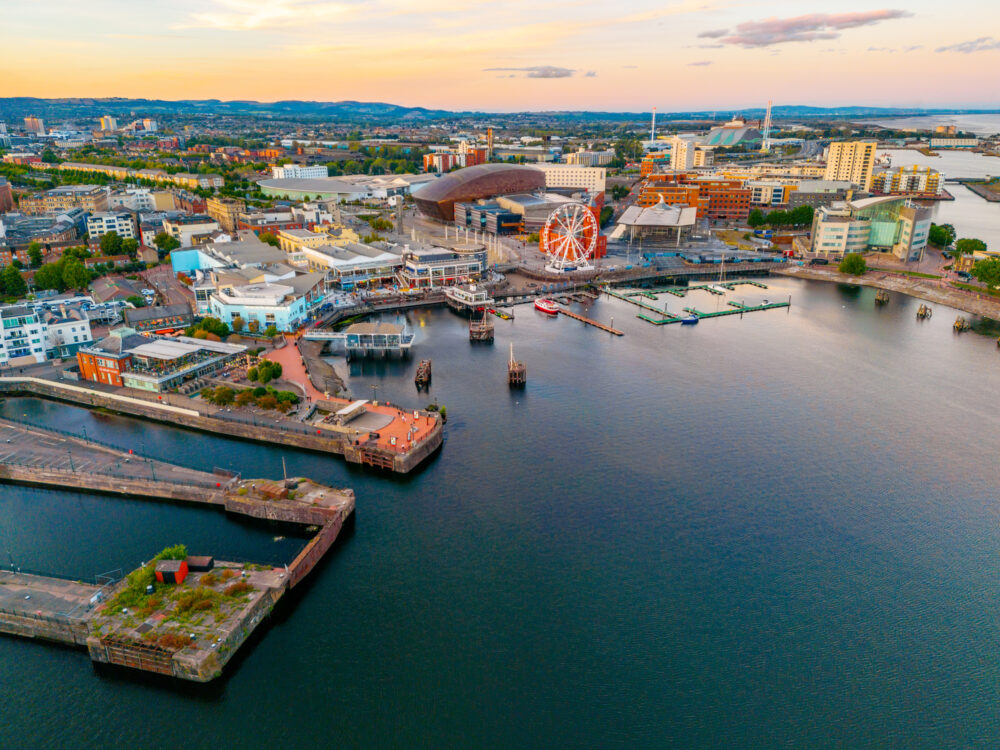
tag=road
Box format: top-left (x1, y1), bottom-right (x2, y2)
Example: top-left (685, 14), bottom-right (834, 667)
top-left (142, 264), bottom-right (194, 310)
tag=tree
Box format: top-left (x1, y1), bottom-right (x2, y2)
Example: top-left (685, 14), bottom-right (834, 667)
top-left (235, 390), bottom-right (256, 407)
top-left (971, 258), bottom-right (1000, 288)
top-left (231, 316), bottom-right (244, 333)
top-left (264, 324), bottom-right (279, 337)
top-left (613, 138), bottom-right (643, 165)
top-left (0, 265), bottom-right (27, 298)
top-left (62, 259), bottom-right (91, 290)
top-left (248, 319), bottom-right (260, 334)
top-left (34, 262), bottom-right (65, 291)
top-left (121, 238), bottom-right (139, 258)
top-left (213, 387), bottom-right (235, 406)
top-left (928, 223), bottom-right (956, 248)
top-left (610, 184), bottom-right (630, 201)
top-left (40, 149), bottom-right (58, 164)
top-left (256, 394), bottom-right (278, 411)
top-left (259, 232), bottom-right (280, 247)
top-left (27, 241), bottom-right (43, 268)
top-left (153, 231), bottom-right (180, 253)
top-left (747, 209), bottom-right (766, 228)
top-left (126, 295), bottom-right (146, 307)
top-left (100, 231), bottom-right (123, 256)
top-left (838, 253), bottom-right (867, 276)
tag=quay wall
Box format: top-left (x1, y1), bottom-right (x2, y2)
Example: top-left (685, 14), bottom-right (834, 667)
top-left (0, 607), bottom-right (91, 647)
top-left (0, 377), bottom-right (437, 473)
top-left (0, 464), bottom-right (225, 505)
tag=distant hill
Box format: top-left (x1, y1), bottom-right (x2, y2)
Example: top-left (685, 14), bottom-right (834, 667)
top-left (0, 97), bottom-right (997, 123)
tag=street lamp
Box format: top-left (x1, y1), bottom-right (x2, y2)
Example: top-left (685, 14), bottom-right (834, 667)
top-left (370, 384), bottom-right (378, 403)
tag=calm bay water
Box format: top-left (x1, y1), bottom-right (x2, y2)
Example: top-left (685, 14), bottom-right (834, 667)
top-left (3, 277), bottom-right (1000, 747)
top-left (863, 114), bottom-right (1000, 136)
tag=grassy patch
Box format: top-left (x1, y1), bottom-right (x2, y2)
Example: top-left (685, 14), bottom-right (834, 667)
top-left (970, 318), bottom-right (1000, 337)
top-left (951, 281), bottom-right (1000, 298)
top-left (872, 268), bottom-right (942, 279)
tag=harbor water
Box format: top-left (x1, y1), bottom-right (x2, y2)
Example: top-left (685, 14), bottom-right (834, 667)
top-left (3, 277), bottom-right (1000, 747)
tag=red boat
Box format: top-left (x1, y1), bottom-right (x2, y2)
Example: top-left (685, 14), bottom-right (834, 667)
top-left (534, 298), bottom-right (560, 316)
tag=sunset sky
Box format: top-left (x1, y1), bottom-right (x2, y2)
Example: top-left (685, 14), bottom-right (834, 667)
top-left (2, 0), bottom-right (998, 111)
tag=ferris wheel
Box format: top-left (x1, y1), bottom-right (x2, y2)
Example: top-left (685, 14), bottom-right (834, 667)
top-left (542, 203), bottom-right (599, 273)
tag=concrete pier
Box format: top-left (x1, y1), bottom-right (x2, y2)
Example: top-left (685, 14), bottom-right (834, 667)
top-left (0, 376), bottom-right (442, 474)
top-left (0, 419), bottom-right (356, 682)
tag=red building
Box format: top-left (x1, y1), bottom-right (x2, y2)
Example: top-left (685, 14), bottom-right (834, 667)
top-left (637, 173), bottom-right (750, 222)
top-left (0, 248), bottom-right (31, 268)
top-left (76, 329), bottom-right (147, 386)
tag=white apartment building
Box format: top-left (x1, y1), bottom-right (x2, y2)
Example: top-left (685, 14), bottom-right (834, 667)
top-left (533, 164), bottom-right (607, 193)
top-left (271, 164), bottom-right (329, 180)
top-left (928, 138), bottom-right (979, 149)
top-left (86, 211), bottom-right (137, 240)
top-left (0, 306), bottom-right (48, 364)
top-left (109, 188), bottom-right (156, 212)
top-left (41, 306), bottom-right (93, 358)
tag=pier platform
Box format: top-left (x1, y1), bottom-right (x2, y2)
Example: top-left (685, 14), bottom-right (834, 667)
top-left (0, 419), bottom-right (356, 682)
top-left (556, 306), bottom-right (623, 336)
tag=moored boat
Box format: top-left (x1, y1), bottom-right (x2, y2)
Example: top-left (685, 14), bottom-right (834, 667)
top-left (681, 315), bottom-right (699, 325)
top-left (534, 298), bottom-right (560, 316)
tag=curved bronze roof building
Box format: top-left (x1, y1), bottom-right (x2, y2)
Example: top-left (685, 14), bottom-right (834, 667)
top-left (414, 164), bottom-right (546, 221)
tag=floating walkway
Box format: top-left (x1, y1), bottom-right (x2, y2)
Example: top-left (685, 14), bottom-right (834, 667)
top-left (636, 300), bottom-right (789, 325)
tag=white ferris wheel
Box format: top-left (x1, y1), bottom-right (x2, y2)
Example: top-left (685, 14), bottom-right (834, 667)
top-left (542, 202), bottom-right (599, 273)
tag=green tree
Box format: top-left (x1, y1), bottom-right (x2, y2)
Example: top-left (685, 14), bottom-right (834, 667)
top-left (213, 386), bottom-right (235, 406)
top-left (259, 232), bottom-right (280, 247)
top-left (838, 253), bottom-right (867, 276)
top-left (100, 231), bottom-right (123, 256)
top-left (153, 231), bottom-right (181, 253)
top-left (33, 262), bottom-right (64, 291)
top-left (40, 149), bottom-right (58, 164)
top-left (27, 241), bottom-right (43, 268)
top-left (121, 238), bottom-right (139, 258)
top-left (747, 209), bottom-right (766, 228)
top-left (231, 316), bottom-right (244, 333)
top-left (610, 184), bottom-right (630, 201)
top-left (62, 259), bottom-right (91, 290)
top-left (613, 138), bottom-right (643, 165)
top-left (0, 265), bottom-right (27, 297)
top-left (264, 324), bottom-right (279, 337)
top-left (971, 257), bottom-right (1000, 288)
top-left (126, 295), bottom-right (146, 307)
top-left (928, 223), bottom-right (956, 248)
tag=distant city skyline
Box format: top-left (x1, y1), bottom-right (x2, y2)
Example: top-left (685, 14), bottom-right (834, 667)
top-left (2, 0), bottom-right (998, 111)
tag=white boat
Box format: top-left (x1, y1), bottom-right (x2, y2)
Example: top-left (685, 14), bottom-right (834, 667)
top-left (444, 283), bottom-right (495, 317)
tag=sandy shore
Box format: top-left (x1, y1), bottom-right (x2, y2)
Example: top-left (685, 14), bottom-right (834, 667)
top-left (775, 265), bottom-right (1000, 320)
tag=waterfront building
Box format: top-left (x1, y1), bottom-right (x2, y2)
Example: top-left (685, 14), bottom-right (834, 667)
top-left (299, 242), bottom-right (403, 289)
top-left (77, 327), bottom-right (246, 391)
top-left (415, 164), bottom-right (546, 222)
top-left (343, 322), bottom-right (413, 358)
top-left (207, 272), bottom-right (328, 332)
top-left (86, 211), bottom-right (137, 240)
top-left (271, 164), bottom-right (329, 180)
top-left (40, 304), bottom-right (93, 358)
top-left (824, 141), bottom-right (877, 191)
top-left (613, 199), bottom-right (697, 244)
top-left (870, 166), bottom-right (942, 198)
top-left (397, 243), bottom-right (487, 288)
top-left (258, 174), bottom-right (437, 202)
top-left (206, 196), bottom-right (246, 233)
top-left (20, 185), bottom-right (110, 215)
top-left (928, 138), bottom-right (979, 149)
top-left (807, 196), bottom-right (931, 261)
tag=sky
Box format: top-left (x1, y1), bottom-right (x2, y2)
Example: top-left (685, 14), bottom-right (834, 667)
top-left (1, 0), bottom-right (998, 112)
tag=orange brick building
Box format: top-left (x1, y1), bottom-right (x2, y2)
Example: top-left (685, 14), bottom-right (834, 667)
top-left (637, 173), bottom-right (751, 222)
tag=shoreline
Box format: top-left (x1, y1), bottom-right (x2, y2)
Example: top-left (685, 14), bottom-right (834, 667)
top-left (774, 265), bottom-right (1000, 320)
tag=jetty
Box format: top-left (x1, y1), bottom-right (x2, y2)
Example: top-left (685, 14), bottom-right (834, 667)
top-left (507, 343), bottom-right (526, 387)
top-left (0, 418), bottom-right (354, 683)
top-left (917, 304), bottom-right (933, 319)
top-left (557, 305), bottom-right (623, 336)
top-left (637, 299), bottom-right (790, 325)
